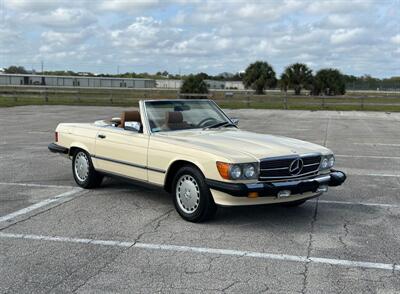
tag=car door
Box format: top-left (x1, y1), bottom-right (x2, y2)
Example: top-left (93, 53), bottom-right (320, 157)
top-left (94, 127), bottom-right (149, 181)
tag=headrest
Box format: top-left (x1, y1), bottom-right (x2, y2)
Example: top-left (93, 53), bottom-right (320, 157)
top-left (166, 111), bottom-right (183, 124)
top-left (121, 111), bottom-right (141, 123)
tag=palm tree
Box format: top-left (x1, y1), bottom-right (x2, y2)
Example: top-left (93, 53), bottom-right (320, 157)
top-left (280, 63), bottom-right (313, 95)
top-left (313, 68), bottom-right (346, 96)
top-left (243, 61), bottom-right (277, 94)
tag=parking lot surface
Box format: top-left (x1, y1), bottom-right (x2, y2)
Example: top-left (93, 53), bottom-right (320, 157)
top-left (0, 105), bottom-right (399, 293)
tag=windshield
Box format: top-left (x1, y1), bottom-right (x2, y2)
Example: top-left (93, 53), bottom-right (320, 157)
top-left (144, 100), bottom-right (232, 132)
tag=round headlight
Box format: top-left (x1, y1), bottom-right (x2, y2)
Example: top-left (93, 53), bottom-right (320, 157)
top-left (321, 158), bottom-right (329, 169)
top-left (328, 156), bottom-right (335, 167)
top-left (230, 165), bottom-right (242, 179)
top-left (243, 164), bottom-right (256, 178)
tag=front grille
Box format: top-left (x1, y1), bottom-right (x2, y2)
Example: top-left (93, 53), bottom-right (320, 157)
top-left (259, 154), bottom-right (321, 181)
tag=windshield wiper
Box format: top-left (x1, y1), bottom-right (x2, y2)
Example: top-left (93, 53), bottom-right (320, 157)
top-left (204, 121), bottom-right (236, 130)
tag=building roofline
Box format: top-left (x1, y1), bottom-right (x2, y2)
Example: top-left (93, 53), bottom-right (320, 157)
top-left (0, 73), bottom-right (154, 81)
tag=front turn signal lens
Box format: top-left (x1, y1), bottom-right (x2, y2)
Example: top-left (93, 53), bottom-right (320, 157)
top-left (216, 161), bottom-right (230, 179)
top-left (248, 192), bottom-right (258, 198)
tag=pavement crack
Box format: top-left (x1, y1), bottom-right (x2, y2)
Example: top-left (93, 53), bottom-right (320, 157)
top-left (134, 208), bottom-right (174, 243)
top-left (71, 243), bottom-right (135, 293)
top-left (301, 199), bottom-right (319, 294)
top-left (0, 191), bottom-right (88, 232)
top-left (338, 219), bottom-right (350, 250)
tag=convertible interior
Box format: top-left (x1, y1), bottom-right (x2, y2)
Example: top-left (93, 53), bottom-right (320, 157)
top-left (106, 110), bottom-right (192, 132)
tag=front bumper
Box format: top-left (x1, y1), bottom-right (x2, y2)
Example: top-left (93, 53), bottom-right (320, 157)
top-left (206, 169), bottom-right (346, 197)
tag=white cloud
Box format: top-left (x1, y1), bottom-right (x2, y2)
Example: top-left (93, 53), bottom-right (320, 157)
top-left (330, 28), bottom-right (367, 45)
top-left (26, 8), bottom-right (96, 28)
top-left (326, 14), bottom-right (356, 27)
top-left (391, 34), bottom-right (400, 44)
top-left (1, 0), bottom-right (398, 77)
top-left (109, 17), bottom-right (162, 49)
top-left (40, 29), bottom-right (92, 52)
top-left (97, 0), bottom-right (161, 12)
top-left (306, 0), bottom-right (373, 14)
top-left (5, 0), bottom-right (69, 11)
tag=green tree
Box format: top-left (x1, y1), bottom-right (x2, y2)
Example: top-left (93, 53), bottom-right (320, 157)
top-left (180, 74), bottom-right (209, 98)
top-left (280, 63), bottom-right (313, 95)
top-left (243, 61), bottom-right (277, 94)
top-left (4, 65), bottom-right (28, 74)
top-left (196, 72), bottom-right (210, 81)
top-left (313, 68), bottom-right (346, 96)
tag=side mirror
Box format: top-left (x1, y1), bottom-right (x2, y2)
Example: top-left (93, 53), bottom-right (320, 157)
top-left (110, 117), bottom-right (121, 127)
top-left (231, 118), bottom-right (239, 126)
top-left (124, 121), bottom-right (141, 132)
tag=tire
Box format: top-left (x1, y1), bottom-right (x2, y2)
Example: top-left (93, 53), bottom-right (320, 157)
top-left (281, 199), bottom-right (307, 207)
top-left (172, 165), bottom-right (217, 222)
top-left (72, 149), bottom-right (103, 189)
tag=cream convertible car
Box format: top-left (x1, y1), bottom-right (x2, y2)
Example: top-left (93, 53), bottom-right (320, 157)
top-left (49, 99), bottom-right (346, 222)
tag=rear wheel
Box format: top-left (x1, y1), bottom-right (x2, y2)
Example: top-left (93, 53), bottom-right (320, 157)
top-left (72, 150), bottom-right (103, 189)
top-left (172, 165), bottom-right (217, 222)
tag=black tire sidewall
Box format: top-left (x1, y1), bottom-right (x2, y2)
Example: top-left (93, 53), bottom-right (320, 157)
top-left (72, 150), bottom-right (101, 188)
top-left (172, 166), bottom-right (216, 222)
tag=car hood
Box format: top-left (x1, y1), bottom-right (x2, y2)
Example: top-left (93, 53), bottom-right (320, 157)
top-left (156, 128), bottom-right (331, 161)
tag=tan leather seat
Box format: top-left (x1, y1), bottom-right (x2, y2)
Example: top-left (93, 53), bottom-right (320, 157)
top-left (118, 111), bottom-right (141, 128)
top-left (165, 111), bottom-right (190, 130)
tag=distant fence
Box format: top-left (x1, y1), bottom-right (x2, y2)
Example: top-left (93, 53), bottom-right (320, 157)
top-left (1, 85), bottom-right (399, 111)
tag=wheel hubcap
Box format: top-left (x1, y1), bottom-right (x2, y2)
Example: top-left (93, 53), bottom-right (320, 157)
top-left (176, 175), bottom-right (200, 214)
top-left (74, 152), bottom-right (89, 182)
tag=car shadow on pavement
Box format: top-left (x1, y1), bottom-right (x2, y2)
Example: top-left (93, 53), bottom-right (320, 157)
top-left (214, 203), bottom-right (315, 227)
top-left (99, 177), bottom-right (318, 229)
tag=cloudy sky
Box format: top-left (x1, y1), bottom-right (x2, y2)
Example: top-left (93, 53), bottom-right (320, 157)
top-left (1, 0), bottom-right (399, 77)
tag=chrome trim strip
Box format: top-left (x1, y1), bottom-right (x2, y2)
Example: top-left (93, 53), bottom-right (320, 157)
top-left (92, 155), bottom-right (166, 173)
top-left (260, 167), bottom-right (288, 171)
top-left (140, 100), bottom-right (152, 135)
top-left (143, 99), bottom-right (236, 134)
top-left (259, 152), bottom-right (322, 163)
top-left (259, 153), bottom-right (322, 180)
top-left (304, 162), bottom-right (320, 167)
top-left (259, 170), bottom-right (319, 180)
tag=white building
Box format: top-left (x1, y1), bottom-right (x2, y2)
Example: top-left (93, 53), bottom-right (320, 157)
top-left (224, 81), bottom-right (245, 90)
top-left (155, 79), bottom-right (182, 89)
top-left (204, 79), bottom-right (226, 89)
top-left (0, 74), bottom-right (156, 88)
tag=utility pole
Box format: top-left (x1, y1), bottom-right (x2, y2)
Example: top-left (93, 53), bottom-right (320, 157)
top-left (41, 60), bottom-right (44, 74)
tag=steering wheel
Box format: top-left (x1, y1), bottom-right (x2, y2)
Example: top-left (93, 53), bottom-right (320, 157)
top-left (197, 117), bottom-right (219, 128)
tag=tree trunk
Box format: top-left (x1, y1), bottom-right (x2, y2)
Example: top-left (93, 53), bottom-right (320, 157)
top-left (255, 85), bottom-right (264, 95)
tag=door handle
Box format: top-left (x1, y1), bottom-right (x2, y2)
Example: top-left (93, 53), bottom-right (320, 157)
top-left (98, 134), bottom-right (106, 139)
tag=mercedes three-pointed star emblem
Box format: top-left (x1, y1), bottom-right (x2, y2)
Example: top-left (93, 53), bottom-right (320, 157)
top-left (289, 158), bottom-right (304, 175)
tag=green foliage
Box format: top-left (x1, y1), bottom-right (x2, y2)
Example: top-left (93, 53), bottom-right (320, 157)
top-left (280, 63), bottom-right (313, 95)
top-left (243, 61), bottom-right (277, 94)
top-left (343, 74), bottom-right (400, 91)
top-left (180, 74), bottom-right (209, 94)
top-left (313, 68), bottom-right (346, 96)
top-left (43, 70), bottom-right (79, 76)
top-left (4, 66), bottom-right (28, 74)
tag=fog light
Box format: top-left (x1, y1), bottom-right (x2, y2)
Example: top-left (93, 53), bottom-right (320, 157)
top-left (317, 185), bottom-right (328, 193)
top-left (248, 192), bottom-right (258, 198)
top-left (278, 190), bottom-right (291, 198)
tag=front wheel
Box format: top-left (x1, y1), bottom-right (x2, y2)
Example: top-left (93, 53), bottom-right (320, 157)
top-left (172, 166), bottom-right (217, 222)
top-left (72, 150), bottom-right (103, 189)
